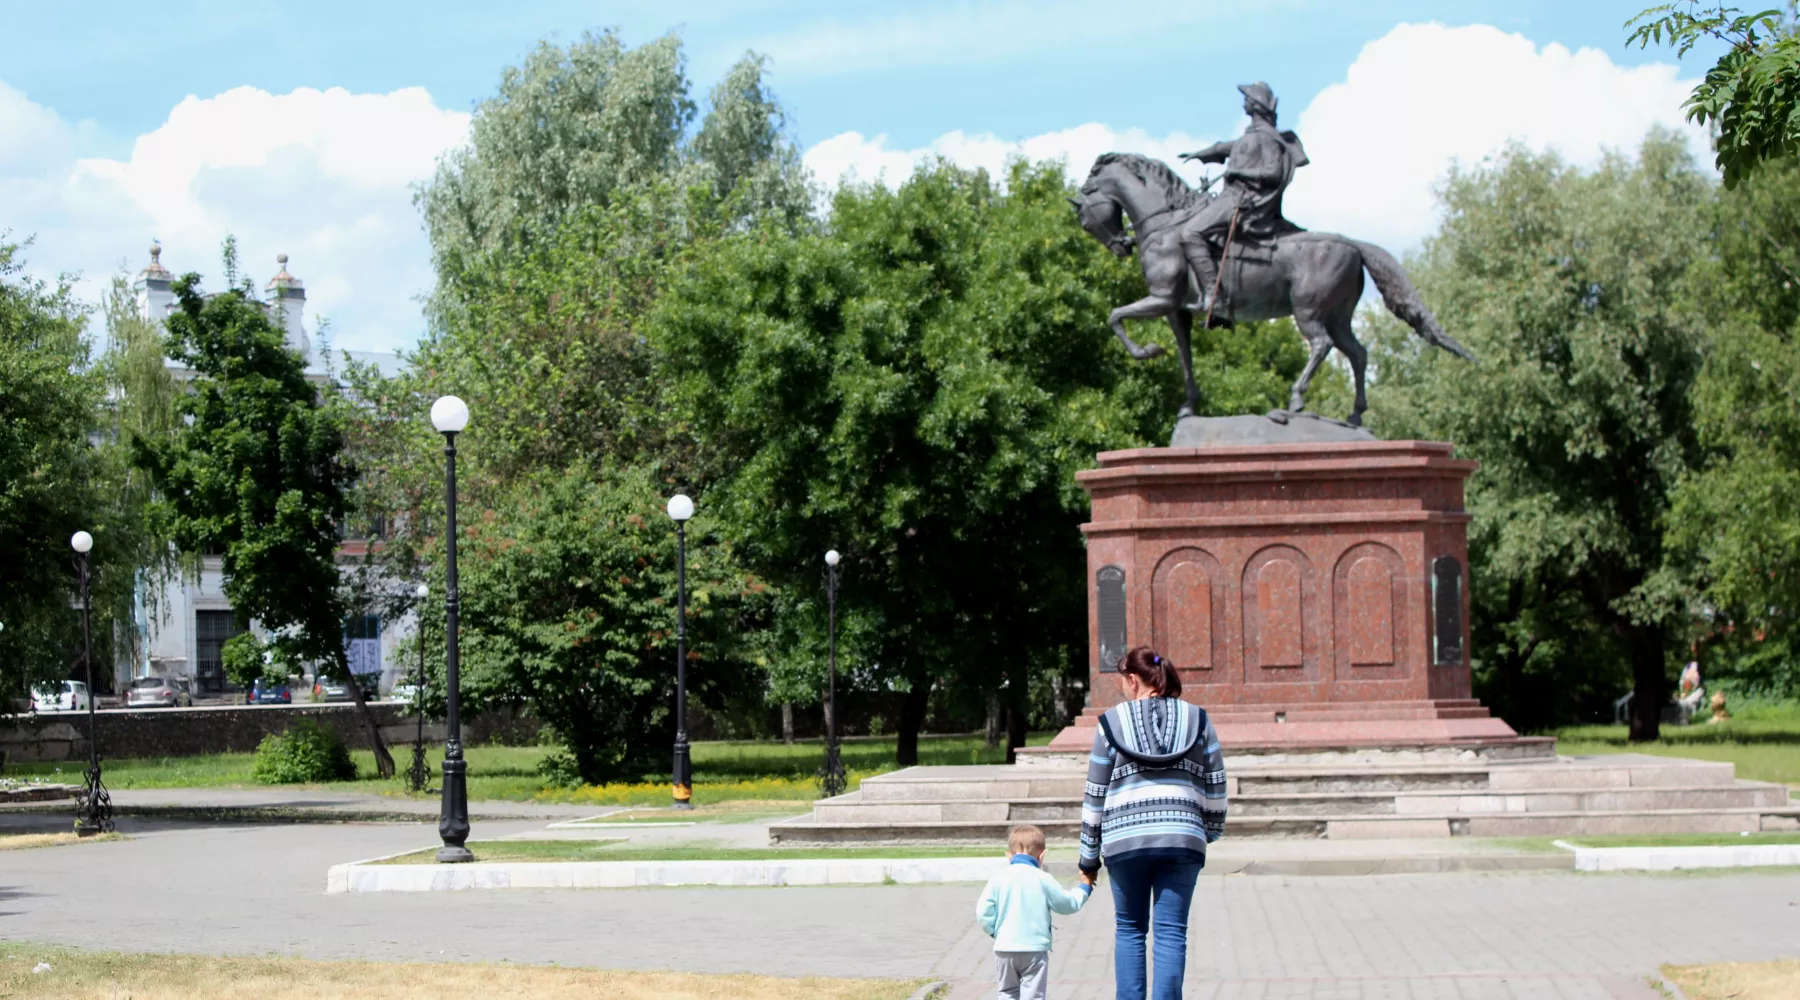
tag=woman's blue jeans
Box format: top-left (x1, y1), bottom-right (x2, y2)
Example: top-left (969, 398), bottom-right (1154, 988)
top-left (1107, 854), bottom-right (1202, 1000)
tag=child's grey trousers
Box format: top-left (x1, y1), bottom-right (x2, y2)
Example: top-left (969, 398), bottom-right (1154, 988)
top-left (995, 950), bottom-right (1049, 1000)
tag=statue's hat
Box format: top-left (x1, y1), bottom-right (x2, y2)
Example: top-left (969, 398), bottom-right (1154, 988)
top-left (1238, 82), bottom-right (1277, 115)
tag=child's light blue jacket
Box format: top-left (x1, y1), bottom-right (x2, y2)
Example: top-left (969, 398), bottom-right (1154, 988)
top-left (975, 855), bottom-right (1092, 952)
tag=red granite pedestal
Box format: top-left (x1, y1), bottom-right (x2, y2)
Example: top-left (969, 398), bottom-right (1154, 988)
top-left (1036, 440), bottom-right (1538, 759)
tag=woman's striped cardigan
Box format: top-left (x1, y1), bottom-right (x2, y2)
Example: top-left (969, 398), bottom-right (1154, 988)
top-left (1078, 697), bottom-right (1228, 874)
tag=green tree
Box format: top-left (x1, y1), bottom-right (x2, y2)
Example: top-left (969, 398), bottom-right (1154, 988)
top-left (135, 240), bottom-right (391, 772)
top-left (0, 242), bottom-right (142, 696)
top-left (449, 465), bottom-right (766, 783)
top-left (1669, 159), bottom-right (1800, 692)
top-left (1629, 3), bottom-right (1800, 187)
top-left (652, 159), bottom-right (1337, 763)
top-left (1366, 133), bottom-right (1712, 740)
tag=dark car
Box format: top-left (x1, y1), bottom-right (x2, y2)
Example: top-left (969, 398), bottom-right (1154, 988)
top-left (249, 678), bottom-right (292, 704)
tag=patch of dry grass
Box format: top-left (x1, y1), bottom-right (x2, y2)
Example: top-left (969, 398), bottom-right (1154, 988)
top-left (1664, 958), bottom-right (1800, 999)
top-left (0, 832), bottom-right (121, 851)
top-left (0, 947), bottom-right (920, 1000)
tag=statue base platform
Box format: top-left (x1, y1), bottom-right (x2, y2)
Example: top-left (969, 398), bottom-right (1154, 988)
top-left (1052, 437), bottom-right (1527, 753)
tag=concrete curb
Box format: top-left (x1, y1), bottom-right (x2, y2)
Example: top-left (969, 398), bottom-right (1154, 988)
top-left (1555, 840), bottom-right (1800, 872)
top-left (902, 980), bottom-right (948, 1000)
top-left (326, 855), bottom-right (1011, 893)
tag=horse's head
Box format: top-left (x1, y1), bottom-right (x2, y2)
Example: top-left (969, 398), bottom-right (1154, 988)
top-left (1069, 189), bottom-right (1133, 258)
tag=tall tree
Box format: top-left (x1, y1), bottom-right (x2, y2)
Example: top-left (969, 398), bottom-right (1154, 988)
top-left (1366, 133), bottom-right (1712, 740)
top-left (1669, 159), bottom-right (1800, 693)
top-left (0, 242), bottom-right (145, 697)
top-left (653, 159), bottom-right (1340, 764)
top-left (1629, 3), bottom-right (1800, 187)
top-left (135, 240), bottom-right (391, 772)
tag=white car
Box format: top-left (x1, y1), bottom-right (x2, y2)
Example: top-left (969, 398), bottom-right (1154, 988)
top-left (390, 682), bottom-right (422, 706)
top-left (31, 680), bottom-right (91, 713)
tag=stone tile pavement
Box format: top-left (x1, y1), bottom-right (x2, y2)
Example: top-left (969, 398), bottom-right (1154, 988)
top-left (0, 819), bottom-right (1792, 998)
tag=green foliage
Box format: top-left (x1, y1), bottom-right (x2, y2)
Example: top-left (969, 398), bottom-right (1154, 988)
top-left (134, 239), bottom-right (355, 677)
top-left (535, 746), bottom-right (583, 789)
top-left (1670, 160), bottom-right (1800, 692)
top-left (418, 31), bottom-right (808, 324)
top-left (450, 464), bottom-right (767, 784)
top-left (1629, 3), bottom-right (1800, 188)
top-left (0, 242), bottom-right (149, 694)
top-left (251, 720), bottom-right (355, 784)
top-left (655, 158), bottom-right (1312, 759)
top-left (1366, 133), bottom-right (1712, 736)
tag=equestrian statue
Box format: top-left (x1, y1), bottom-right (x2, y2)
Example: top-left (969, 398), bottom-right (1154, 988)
top-left (1070, 82), bottom-right (1474, 427)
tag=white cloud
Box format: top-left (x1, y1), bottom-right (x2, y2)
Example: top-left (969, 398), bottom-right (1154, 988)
top-left (1, 81), bottom-right (468, 354)
top-left (801, 23), bottom-right (1708, 255)
top-left (1286, 22), bottom-right (1709, 251)
top-left (804, 123), bottom-right (1216, 195)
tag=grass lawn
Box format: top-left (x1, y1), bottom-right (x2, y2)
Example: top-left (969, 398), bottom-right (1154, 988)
top-left (372, 840), bottom-right (1004, 865)
top-left (0, 945), bottom-right (918, 1000)
top-left (1549, 699), bottom-right (1800, 791)
top-left (2, 732), bottom-right (1043, 806)
top-left (1665, 959), bottom-right (1800, 1000)
top-left (0, 832), bottom-right (122, 851)
top-left (1555, 832), bottom-right (1800, 848)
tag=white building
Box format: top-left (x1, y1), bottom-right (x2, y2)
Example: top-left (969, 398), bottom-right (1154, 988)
top-left (127, 244), bottom-right (418, 697)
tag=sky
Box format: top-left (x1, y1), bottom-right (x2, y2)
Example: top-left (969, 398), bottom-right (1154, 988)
top-left (0, 1), bottom-right (1724, 354)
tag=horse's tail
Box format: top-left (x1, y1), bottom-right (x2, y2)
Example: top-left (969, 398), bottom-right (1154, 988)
top-left (1353, 240), bottom-right (1477, 363)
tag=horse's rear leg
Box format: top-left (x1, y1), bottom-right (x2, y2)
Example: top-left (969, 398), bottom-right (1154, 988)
top-left (1108, 295), bottom-right (1177, 360)
top-left (1288, 314), bottom-right (1335, 415)
top-left (1325, 311), bottom-right (1368, 426)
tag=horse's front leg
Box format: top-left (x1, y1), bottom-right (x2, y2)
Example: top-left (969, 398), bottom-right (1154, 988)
top-left (1169, 308), bottom-right (1200, 418)
top-left (1107, 295), bottom-right (1178, 360)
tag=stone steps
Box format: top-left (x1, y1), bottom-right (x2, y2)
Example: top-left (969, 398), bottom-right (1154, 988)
top-left (770, 805), bottom-right (1800, 844)
top-left (767, 753), bottom-right (1800, 844)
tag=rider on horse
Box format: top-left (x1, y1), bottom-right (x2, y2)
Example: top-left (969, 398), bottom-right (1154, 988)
top-left (1176, 82), bottom-right (1309, 311)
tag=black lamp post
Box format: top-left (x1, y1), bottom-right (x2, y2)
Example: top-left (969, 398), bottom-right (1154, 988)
top-left (70, 531), bottom-right (112, 836)
top-left (430, 395), bottom-right (473, 863)
top-left (406, 582), bottom-right (431, 794)
top-left (667, 493), bottom-right (694, 809)
top-left (820, 548), bottom-right (846, 798)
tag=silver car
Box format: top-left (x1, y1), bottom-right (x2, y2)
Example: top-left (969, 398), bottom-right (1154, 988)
top-left (127, 675), bottom-right (194, 708)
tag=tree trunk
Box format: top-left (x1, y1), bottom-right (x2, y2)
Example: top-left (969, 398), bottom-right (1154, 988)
top-left (895, 680), bottom-right (933, 767)
top-left (780, 701), bottom-right (794, 745)
top-left (984, 692), bottom-right (1002, 747)
top-left (1626, 625), bottom-right (1668, 743)
top-left (1004, 703), bottom-right (1028, 764)
top-left (347, 676), bottom-right (396, 778)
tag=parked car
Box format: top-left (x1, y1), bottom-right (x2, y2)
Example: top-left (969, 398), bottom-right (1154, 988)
top-left (249, 677), bottom-right (292, 705)
top-left (390, 681), bottom-right (421, 706)
top-left (126, 675), bottom-right (194, 708)
top-left (30, 680), bottom-right (90, 713)
top-left (312, 677), bottom-right (351, 702)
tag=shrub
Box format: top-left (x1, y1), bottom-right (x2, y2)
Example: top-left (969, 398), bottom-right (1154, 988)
top-left (252, 720), bottom-right (356, 784)
top-left (536, 747), bottom-right (583, 789)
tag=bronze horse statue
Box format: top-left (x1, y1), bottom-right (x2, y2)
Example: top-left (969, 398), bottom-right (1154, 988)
top-left (1070, 152), bottom-right (1474, 426)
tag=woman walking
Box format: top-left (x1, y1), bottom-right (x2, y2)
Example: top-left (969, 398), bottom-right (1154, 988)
top-left (1077, 647), bottom-right (1227, 1000)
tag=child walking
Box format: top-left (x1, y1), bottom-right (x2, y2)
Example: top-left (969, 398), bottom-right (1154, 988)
top-left (975, 824), bottom-right (1093, 1000)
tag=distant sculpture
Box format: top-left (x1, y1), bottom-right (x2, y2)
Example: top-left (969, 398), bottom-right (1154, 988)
top-left (1674, 661), bottom-right (1706, 725)
top-left (1708, 690), bottom-right (1730, 725)
top-left (1069, 82), bottom-right (1475, 427)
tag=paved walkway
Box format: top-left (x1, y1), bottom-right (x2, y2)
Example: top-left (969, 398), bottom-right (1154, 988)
top-left (0, 819), bottom-right (1793, 998)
